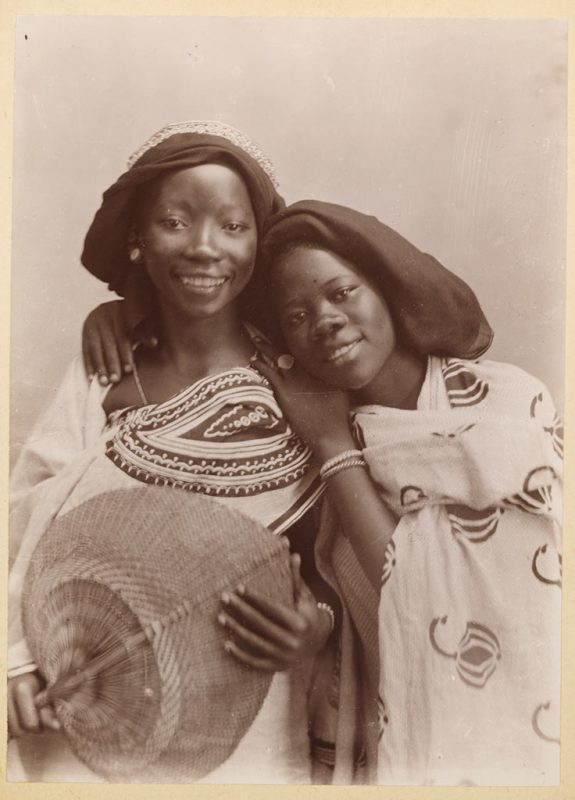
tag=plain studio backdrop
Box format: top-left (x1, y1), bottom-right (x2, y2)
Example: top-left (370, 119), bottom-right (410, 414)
top-left (9, 16), bottom-right (566, 465)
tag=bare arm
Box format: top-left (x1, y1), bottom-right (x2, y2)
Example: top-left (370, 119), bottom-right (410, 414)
top-left (254, 358), bottom-right (397, 588)
top-left (313, 431), bottom-right (397, 589)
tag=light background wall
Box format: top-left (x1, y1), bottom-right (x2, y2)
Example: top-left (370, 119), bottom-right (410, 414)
top-left (10, 16), bottom-right (566, 464)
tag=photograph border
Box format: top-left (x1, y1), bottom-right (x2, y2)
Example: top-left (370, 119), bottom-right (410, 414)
top-left (1, 2), bottom-right (573, 799)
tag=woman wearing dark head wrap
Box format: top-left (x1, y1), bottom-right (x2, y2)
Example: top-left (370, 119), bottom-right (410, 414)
top-left (8, 123), bottom-right (330, 784)
top-left (253, 199), bottom-right (493, 360)
top-left (80, 120), bottom-right (284, 373)
top-left (83, 120), bottom-right (283, 293)
top-left (249, 199), bottom-right (562, 786)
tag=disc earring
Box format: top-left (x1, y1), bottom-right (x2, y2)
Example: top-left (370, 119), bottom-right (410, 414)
top-left (276, 354), bottom-right (295, 370)
top-left (129, 247), bottom-right (143, 263)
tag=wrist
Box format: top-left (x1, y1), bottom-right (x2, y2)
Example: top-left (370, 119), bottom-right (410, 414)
top-left (312, 433), bottom-right (357, 462)
top-left (319, 449), bottom-right (367, 483)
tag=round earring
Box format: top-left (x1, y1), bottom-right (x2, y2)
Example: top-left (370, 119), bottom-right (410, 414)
top-left (276, 354), bottom-right (295, 370)
top-left (129, 246), bottom-right (143, 263)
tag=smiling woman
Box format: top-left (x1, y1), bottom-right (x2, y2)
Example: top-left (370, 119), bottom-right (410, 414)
top-left (270, 246), bottom-right (413, 399)
top-left (249, 198), bottom-right (563, 786)
top-left (102, 162), bottom-right (259, 414)
top-left (258, 199), bottom-right (491, 408)
top-left (134, 164), bottom-right (257, 318)
top-left (7, 122), bottom-right (330, 784)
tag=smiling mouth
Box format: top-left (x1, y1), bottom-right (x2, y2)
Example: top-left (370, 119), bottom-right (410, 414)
top-left (324, 339), bottom-right (362, 364)
top-left (175, 274), bottom-right (230, 294)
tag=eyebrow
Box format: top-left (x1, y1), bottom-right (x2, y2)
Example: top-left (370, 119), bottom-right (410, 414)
top-left (280, 274), bottom-right (358, 308)
top-left (213, 202), bottom-right (253, 215)
top-left (157, 199), bottom-right (253, 215)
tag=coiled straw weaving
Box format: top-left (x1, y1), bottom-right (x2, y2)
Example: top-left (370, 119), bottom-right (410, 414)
top-left (22, 486), bottom-right (294, 782)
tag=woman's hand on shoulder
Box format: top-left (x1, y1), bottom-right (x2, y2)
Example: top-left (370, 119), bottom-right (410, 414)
top-left (219, 552), bottom-right (333, 672)
top-left (253, 344), bottom-right (353, 458)
top-left (8, 672), bottom-right (60, 738)
top-left (82, 300), bottom-right (157, 386)
top-left (82, 300), bottom-right (132, 385)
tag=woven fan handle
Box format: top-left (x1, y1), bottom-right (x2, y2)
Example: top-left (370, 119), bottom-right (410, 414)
top-left (35, 629), bottom-right (150, 707)
top-left (34, 689), bottom-right (51, 709)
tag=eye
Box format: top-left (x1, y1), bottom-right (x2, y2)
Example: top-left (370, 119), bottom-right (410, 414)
top-left (284, 309), bottom-right (307, 327)
top-left (332, 286), bottom-right (357, 302)
top-left (223, 221), bottom-right (250, 233)
top-left (161, 217), bottom-right (186, 230)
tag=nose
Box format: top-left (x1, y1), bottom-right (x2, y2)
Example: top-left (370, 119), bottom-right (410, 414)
top-left (184, 220), bottom-right (220, 261)
top-left (311, 301), bottom-right (346, 340)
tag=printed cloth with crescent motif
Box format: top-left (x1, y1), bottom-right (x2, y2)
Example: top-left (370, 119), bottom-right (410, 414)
top-left (353, 356), bottom-right (562, 786)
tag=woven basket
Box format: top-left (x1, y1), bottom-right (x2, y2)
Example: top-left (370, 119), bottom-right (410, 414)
top-left (22, 486), bottom-right (294, 782)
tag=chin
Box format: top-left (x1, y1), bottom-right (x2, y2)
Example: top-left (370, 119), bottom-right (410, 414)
top-left (179, 297), bottom-right (231, 318)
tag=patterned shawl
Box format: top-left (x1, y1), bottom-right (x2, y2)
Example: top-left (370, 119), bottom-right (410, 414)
top-left (353, 357), bottom-right (562, 785)
top-left (106, 365), bottom-right (322, 534)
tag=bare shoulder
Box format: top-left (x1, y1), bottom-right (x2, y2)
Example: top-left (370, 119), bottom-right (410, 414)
top-left (102, 374), bottom-right (143, 416)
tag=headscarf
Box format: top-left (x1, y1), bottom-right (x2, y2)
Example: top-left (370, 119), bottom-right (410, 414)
top-left (81, 121), bottom-right (285, 298)
top-left (254, 200), bottom-right (493, 359)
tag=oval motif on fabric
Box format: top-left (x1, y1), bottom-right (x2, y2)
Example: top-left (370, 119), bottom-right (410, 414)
top-left (204, 403), bottom-right (279, 438)
top-left (429, 617), bottom-right (501, 688)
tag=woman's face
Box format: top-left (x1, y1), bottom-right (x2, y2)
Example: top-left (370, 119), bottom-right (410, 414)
top-left (273, 246), bottom-right (397, 391)
top-left (137, 164), bottom-right (257, 321)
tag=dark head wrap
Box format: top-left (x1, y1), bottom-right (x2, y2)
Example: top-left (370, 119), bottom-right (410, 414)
top-left (255, 199), bottom-right (493, 358)
top-left (81, 121), bottom-right (285, 297)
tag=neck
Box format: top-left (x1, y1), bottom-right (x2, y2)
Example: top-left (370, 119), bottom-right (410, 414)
top-left (353, 347), bottom-right (427, 410)
top-left (156, 303), bottom-right (254, 374)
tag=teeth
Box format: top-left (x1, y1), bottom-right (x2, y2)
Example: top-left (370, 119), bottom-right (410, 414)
top-left (326, 341), bottom-right (360, 362)
top-left (177, 275), bottom-right (227, 288)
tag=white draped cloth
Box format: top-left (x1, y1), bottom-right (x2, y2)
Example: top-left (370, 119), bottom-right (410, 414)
top-left (354, 357), bottom-right (562, 786)
top-left (8, 355), bottom-right (317, 784)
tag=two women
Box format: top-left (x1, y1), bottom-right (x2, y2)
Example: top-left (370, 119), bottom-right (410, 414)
top-left (82, 197), bottom-right (561, 784)
top-left (10, 121), bottom-right (521, 784)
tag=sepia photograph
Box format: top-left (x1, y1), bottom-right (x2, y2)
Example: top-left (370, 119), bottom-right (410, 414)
top-left (5, 9), bottom-right (568, 791)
